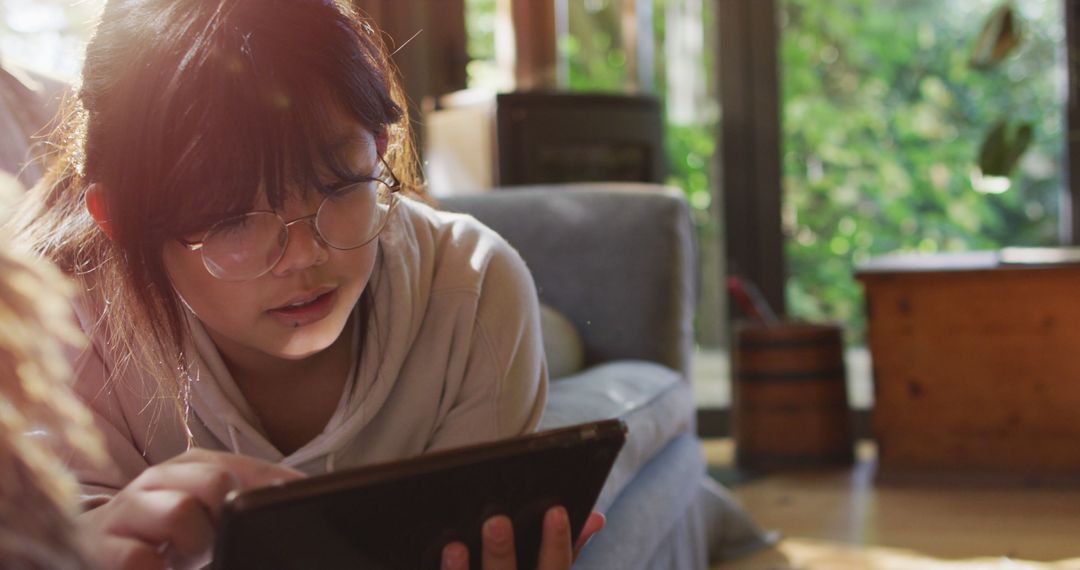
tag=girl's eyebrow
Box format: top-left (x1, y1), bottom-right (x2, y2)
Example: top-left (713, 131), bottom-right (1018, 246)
top-left (326, 129), bottom-right (374, 153)
top-left (323, 130), bottom-right (377, 175)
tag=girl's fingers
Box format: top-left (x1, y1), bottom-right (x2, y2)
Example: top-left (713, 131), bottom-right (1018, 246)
top-left (129, 462), bottom-right (241, 523)
top-left (536, 507), bottom-right (573, 570)
top-left (481, 514), bottom-right (517, 570)
top-left (573, 512), bottom-right (606, 559)
top-left (134, 449), bottom-right (304, 523)
top-left (446, 507), bottom-right (590, 570)
top-left (96, 535), bottom-right (166, 570)
top-left (105, 489), bottom-right (215, 569)
top-left (168, 448), bottom-right (304, 490)
top-left (441, 541), bottom-right (469, 570)
top-left (80, 450), bottom-right (304, 570)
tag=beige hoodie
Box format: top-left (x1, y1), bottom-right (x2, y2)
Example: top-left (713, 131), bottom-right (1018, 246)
top-left (69, 197), bottom-right (548, 501)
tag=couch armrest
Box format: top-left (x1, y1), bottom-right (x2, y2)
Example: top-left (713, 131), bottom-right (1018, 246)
top-left (439, 183), bottom-right (698, 379)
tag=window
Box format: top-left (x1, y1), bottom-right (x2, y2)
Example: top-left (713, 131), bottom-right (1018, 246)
top-left (463, 0), bottom-right (728, 412)
top-left (781, 0), bottom-right (1066, 343)
top-left (0, 0), bottom-right (102, 80)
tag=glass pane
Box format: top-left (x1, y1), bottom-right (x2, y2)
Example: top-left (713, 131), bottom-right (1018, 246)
top-left (464, 0), bottom-right (509, 90)
top-left (565, 0), bottom-right (628, 91)
top-left (461, 0), bottom-right (728, 410)
top-left (0, 0), bottom-right (103, 80)
top-left (561, 0), bottom-right (727, 407)
top-left (780, 0), bottom-right (1066, 344)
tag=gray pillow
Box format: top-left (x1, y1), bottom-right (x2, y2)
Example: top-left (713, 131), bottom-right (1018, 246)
top-left (539, 304), bottom-right (585, 379)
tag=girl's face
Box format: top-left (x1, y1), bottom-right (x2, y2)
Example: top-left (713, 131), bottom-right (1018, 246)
top-left (162, 126), bottom-right (381, 364)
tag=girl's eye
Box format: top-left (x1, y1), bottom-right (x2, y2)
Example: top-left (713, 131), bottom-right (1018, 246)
top-left (314, 178), bottom-right (346, 195)
top-left (211, 216), bottom-right (252, 237)
top-left (326, 180), bottom-right (371, 200)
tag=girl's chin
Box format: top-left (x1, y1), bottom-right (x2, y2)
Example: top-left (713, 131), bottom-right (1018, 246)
top-left (271, 345), bottom-right (331, 361)
top-left (265, 316), bottom-right (351, 360)
top-left (271, 333), bottom-right (341, 360)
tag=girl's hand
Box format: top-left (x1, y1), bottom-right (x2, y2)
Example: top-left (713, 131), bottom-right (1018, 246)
top-left (78, 449), bottom-right (304, 570)
top-left (441, 507), bottom-right (606, 570)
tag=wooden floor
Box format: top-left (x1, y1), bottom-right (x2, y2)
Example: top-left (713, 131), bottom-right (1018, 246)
top-left (703, 439), bottom-right (1080, 570)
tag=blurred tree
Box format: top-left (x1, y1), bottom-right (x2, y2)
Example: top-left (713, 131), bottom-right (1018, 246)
top-left (780, 0), bottom-right (1065, 343)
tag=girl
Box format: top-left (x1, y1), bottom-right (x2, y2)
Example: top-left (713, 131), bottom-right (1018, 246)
top-left (9, 0), bottom-right (602, 568)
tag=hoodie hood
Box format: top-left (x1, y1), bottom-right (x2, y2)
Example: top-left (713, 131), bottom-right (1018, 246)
top-left (183, 199), bottom-right (436, 472)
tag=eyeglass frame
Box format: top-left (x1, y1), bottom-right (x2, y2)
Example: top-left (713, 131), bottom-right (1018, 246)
top-left (176, 158), bottom-right (401, 281)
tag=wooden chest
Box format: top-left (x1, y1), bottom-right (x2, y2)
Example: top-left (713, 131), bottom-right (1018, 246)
top-left (857, 251), bottom-right (1080, 480)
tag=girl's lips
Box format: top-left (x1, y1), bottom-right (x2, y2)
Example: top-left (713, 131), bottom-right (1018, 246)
top-left (267, 288), bottom-right (337, 327)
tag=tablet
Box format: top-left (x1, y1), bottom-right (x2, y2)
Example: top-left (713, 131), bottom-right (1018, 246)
top-left (212, 419), bottom-right (628, 569)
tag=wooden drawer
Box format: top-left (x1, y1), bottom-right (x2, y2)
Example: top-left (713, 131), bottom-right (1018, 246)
top-left (857, 252), bottom-right (1080, 479)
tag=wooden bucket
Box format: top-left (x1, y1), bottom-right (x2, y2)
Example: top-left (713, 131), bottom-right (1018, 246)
top-left (733, 321), bottom-right (854, 469)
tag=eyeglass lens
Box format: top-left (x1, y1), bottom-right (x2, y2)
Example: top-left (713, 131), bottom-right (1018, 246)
top-left (199, 180), bottom-right (394, 281)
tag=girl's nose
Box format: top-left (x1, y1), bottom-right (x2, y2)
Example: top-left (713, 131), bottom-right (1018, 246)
top-left (270, 216), bottom-right (329, 276)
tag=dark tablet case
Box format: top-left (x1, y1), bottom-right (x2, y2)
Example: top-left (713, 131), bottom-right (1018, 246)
top-left (212, 419), bottom-right (627, 570)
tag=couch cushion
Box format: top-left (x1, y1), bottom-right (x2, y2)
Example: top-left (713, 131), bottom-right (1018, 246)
top-left (539, 303), bottom-right (585, 379)
top-left (539, 360), bottom-right (695, 511)
top-left (440, 187), bottom-right (697, 377)
top-left (573, 434), bottom-right (777, 570)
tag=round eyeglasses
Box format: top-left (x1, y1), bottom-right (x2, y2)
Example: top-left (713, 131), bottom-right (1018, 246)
top-left (178, 162), bottom-right (400, 281)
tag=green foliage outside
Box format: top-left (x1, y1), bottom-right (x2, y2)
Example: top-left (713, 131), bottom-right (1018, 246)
top-left (460, 0), bottom-right (1065, 348)
top-left (564, 0), bottom-right (724, 344)
top-left (561, 2), bottom-right (719, 235)
top-left (464, 0), bottom-right (721, 260)
top-left (463, 0), bottom-right (504, 89)
top-left (563, 0), bottom-right (718, 226)
top-left (651, 1), bottom-right (719, 230)
top-left (564, 0), bottom-right (628, 92)
top-left (781, 0), bottom-right (1065, 343)
top-left (465, 0), bottom-right (723, 344)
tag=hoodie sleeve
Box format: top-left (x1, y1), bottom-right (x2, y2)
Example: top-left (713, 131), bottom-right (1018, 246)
top-left (425, 232), bottom-right (548, 452)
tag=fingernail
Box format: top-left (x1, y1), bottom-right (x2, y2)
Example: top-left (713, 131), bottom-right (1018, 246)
top-left (547, 506), bottom-right (568, 532)
top-left (483, 516), bottom-right (511, 546)
top-left (226, 470), bottom-right (243, 491)
top-left (442, 543), bottom-right (466, 570)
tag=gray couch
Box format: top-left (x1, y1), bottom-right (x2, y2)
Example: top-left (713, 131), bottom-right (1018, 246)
top-left (441, 184), bottom-right (774, 569)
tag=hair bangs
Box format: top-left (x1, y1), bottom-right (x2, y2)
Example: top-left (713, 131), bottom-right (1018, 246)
top-left (101, 0), bottom-right (402, 240)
